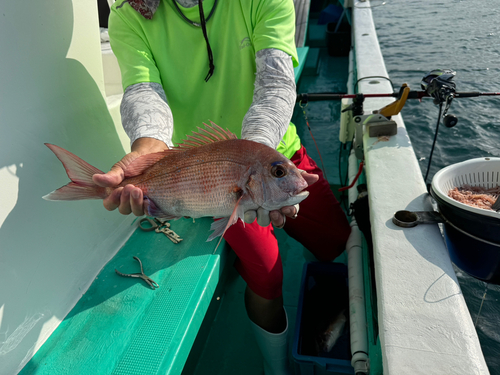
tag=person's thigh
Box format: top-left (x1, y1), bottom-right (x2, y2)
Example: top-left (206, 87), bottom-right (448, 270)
top-left (223, 220), bottom-right (283, 300)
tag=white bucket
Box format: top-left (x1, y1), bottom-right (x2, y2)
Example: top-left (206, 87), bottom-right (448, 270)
top-left (431, 157), bottom-right (500, 219)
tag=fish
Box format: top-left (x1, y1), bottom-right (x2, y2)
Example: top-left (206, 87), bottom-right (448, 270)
top-left (315, 308), bottom-right (347, 354)
top-left (43, 122), bottom-right (310, 241)
top-left (300, 272), bottom-right (349, 357)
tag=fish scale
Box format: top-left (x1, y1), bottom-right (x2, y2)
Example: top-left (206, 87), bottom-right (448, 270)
top-left (125, 140), bottom-right (256, 218)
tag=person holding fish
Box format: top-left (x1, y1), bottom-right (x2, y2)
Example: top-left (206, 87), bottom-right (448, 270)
top-left (88, 0), bottom-right (351, 373)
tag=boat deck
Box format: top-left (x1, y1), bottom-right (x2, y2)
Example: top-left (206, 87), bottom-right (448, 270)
top-left (182, 46), bottom-right (350, 375)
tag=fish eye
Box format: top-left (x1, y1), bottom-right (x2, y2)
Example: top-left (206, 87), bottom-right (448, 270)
top-left (271, 164), bottom-right (287, 178)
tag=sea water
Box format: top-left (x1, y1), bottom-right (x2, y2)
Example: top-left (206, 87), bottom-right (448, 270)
top-left (371, 0), bottom-right (500, 372)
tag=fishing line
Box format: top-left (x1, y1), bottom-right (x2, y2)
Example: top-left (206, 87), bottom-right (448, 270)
top-left (474, 282), bottom-right (489, 328)
top-left (423, 102), bottom-right (443, 185)
top-left (299, 101), bottom-right (329, 182)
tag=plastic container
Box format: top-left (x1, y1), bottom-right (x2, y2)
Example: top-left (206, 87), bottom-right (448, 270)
top-left (293, 262), bottom-right (354, 375)
top-left (430, 157), bottom-right (500, 284)
top-left (318, 4), bottom-right (344, 25)
top-left (326, 22), bottom-right (351, 57)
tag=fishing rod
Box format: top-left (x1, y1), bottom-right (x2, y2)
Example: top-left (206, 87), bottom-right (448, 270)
top-left (296, 69), bottom-right (500, 188)
top-left (297, 69), bottom-right (500, 129)
top-left (297, 68), bottom-right (500, 102)
top-left (297, 90), bottom-right (500, 101)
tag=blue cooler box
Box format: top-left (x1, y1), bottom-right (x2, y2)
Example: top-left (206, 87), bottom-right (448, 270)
top-left (293, 262), bottom-right (354, 375)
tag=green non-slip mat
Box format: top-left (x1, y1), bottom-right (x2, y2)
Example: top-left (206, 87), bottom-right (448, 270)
top-left (21, 217), bottom-right (228, 375)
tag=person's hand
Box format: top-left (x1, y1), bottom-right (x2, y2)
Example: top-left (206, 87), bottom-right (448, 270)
top-left (92, 138), bottom-right (168, 216)
top-left (243, 171), bottom-right (319, 228)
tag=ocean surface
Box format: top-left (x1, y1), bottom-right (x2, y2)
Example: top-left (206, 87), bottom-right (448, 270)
top-left (371, 0), bottom-right (500, 372)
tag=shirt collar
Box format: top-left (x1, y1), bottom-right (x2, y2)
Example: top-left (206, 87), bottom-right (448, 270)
top-left (124, 0), bottom-right (204, 19)
top-left (126, 0), bottom-right (160, 20)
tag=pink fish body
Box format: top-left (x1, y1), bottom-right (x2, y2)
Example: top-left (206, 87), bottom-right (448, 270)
top-left (44, 123), bottom-right (309, 240)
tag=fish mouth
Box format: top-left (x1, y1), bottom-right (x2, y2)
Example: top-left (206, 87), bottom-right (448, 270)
top-left (294, 186), bottom-right (308, 196)
top-left (295, 190), bottom-right (309, 198)
top-left (261, 191), bottom-right (309, 211)
top-left (287, 191), bottom-right (309, 205)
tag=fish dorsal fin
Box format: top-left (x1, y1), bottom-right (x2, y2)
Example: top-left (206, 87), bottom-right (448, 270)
top-left (174, 121), bottom-right (238, 150)
top-left (123, 122), bottom-right (237, 177)
top-left (123, 150), bottom-right (171, 178)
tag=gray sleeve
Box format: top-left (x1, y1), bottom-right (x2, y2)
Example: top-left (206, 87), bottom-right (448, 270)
top-left (241, 48), bottom-right (297, 149)
top-left (120, 82), bottom-right (174, 147)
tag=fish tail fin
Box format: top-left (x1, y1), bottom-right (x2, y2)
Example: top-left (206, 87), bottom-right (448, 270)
top-left (43, 144), bottom-right (108, 201)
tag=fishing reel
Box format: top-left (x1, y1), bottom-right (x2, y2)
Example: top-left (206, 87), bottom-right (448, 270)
top-left (421, 69), bottom-right (458, 127)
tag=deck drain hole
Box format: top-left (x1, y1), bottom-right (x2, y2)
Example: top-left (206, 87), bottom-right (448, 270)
top-left (362, 33), bottom-right (369, 36)
top-left (369, 80), bottom-right (380, 85)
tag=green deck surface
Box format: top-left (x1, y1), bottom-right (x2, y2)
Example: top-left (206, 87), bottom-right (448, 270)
top-left (21, 218), bottom-right (227, 375)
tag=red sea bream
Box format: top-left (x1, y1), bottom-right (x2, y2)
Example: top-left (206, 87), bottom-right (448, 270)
top-left (44, 123), bottom-right (310, 240)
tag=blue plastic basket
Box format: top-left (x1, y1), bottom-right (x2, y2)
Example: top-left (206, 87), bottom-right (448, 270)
top-left (293, 262), bottom-right (354, 375)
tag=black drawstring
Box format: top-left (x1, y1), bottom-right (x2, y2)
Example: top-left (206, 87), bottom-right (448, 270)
top-left (198, 0), bottom-right (214, 81)
top-left (172, 0), bottom-right (217, 82)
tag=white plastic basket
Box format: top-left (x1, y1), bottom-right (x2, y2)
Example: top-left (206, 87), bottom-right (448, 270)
top-left (431, 157), bottom-right (500, 219)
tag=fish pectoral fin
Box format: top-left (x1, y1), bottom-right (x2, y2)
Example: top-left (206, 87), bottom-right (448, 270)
top-left (207, 195), bottom-right (246, 242)
top-left (208, 218), bottom-right (229, 241)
